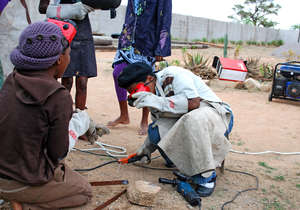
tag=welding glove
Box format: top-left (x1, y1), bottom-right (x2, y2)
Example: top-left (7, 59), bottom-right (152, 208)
top-left (46, 2), bottom-right (94, 21)
top-left (136, 137), bottom-right (157, 164)
top-left (68, 109), bottom-right (90, 151)
top-left (86, 119), bottom-right (110, 144)
top-left (132, 92), bottom-right (188, 114)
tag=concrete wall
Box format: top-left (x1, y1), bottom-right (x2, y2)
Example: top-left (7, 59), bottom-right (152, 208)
top-left (88, 5), bottom-right (298, 44)
top-left (26, 4), bottom-right (298, 44)
top-left (89, 6), bottom-right (127, 36)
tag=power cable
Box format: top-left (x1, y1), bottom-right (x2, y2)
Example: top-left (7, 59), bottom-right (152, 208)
top-left (74, 160), bottom-right (118, 172)
top-left (73, 148), bottom-right (260, 210)
top-left (75, 141), bottom-right (127, 158)
top-left (221, 168), bottom-right (259, 210)
top-left (230, 149), bottom-right (300, 155)
top-left (73, 147), bottom-right (118, 160)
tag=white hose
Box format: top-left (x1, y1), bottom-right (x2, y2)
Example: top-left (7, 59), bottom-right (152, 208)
top-left (78, 141), bottom-right (128, 158)
top-left (230, 149), bottom-right (300, 155)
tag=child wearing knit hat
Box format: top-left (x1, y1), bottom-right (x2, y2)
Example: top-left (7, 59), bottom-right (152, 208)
top-left (0, 21), bottom-right (92, 209)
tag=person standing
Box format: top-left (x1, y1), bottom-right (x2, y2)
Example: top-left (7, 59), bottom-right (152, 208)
top-left (0, 0), bottom-right (12, 88)
top-left (39, 0), bottom-right (97, 111)
top-left (108, 0), bottom-right (172, 135)
top-left (0, 0), bottom-right (35, 83)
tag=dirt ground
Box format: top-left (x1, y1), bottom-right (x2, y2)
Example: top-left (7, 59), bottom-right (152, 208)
top-left (3, 46), bottom-right (300, 210)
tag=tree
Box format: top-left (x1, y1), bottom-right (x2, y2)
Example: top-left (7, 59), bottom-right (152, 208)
top-left (291, 24), bottom-right (300, 43)
top-left (228, 0), bottom-right (281, 28)
top-left (291, 24), bottom-right (300, 30)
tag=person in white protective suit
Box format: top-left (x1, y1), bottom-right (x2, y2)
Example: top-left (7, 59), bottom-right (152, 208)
top-left (117, 62), bottom-right (234, 197)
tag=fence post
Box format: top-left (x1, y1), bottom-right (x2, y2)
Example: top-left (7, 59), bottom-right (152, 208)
top-left (223, 34), bottom-right (228, 58)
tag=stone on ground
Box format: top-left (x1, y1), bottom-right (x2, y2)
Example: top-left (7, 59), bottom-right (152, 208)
top-left (244, 78), bottom-right (261, 91)
top-left (127, 180), bottom-right (161, 207)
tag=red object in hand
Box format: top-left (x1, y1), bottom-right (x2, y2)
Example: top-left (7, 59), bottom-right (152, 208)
top-left (128, 83), bottom-right (151, 99)
top-left (47, 18), bottom-right (77, 43)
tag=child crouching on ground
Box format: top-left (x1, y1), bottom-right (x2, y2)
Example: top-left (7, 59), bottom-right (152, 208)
top-left (0, 21), bottom-right (92, 210)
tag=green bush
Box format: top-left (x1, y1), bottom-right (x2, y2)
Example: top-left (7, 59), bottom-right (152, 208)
top-left (246, 40), bottom-right (252, 45)
top-left (170, 59), bottom-right (181, 66)
top-left (201, 37), bottom-right (208, 42)
top-left (181, 50), bottom-right (216, 79)
top-left (259, 63), bottom-right (274, 79)
top-left (217, 37), bottom-right (225, 44)
top-left (237, 40), bottom-right (243, 45)
top-left (271, 40), bottom-right (278, 46)
top-left (210, 39), bottom-right (217, 44)
top-left (275, 40), bottom-right (284, 46)
top-left (158, 61), bottom-right (168, 70)
top-left (191, 39), bottom-right (201, 42)
top-left (230, 40), bottom-right (236, 45)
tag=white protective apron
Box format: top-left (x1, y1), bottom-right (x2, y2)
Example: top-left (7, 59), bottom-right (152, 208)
top-left (151, 81), bottom-right (232, 176)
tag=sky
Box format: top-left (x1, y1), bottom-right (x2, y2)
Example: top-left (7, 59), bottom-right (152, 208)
top-left (121, 0), bottom-right (300, 30)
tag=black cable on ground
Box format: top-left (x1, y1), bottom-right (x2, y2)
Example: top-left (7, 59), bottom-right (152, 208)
top-left (132, 163), bottom-right (178, 171)
top-left (74, 160), bottom-right (119, 172)
top-left (72, 149), bottom-right (259, 210)
top-left (131, 155), bottom-right (178, 171)
top-left (221, 168), bottom-right (259, 210)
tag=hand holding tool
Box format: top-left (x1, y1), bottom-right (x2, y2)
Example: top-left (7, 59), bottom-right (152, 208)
top-left (118, 153), bottom-right (149, 164)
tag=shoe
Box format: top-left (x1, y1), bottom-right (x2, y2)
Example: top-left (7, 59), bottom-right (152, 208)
top-left (195, 177), bottom-right (216, 197)
top-left (192, 171), bottom-right (217, 197)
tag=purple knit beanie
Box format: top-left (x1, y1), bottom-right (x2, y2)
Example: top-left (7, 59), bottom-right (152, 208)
top-left (10, 21), bottom-right (65, 70)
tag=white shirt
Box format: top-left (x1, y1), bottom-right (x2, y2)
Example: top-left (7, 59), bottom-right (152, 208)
top-left (155, 66), bottom-right (222, 103)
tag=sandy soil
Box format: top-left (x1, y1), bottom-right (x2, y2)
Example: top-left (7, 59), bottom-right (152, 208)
top-left (2, 46), bottom-right (300, 210)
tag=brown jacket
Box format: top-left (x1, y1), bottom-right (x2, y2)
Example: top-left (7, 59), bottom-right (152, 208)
top-left (0, 70), bottom-right (73, 185)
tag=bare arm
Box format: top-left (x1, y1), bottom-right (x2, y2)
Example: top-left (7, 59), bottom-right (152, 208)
top-left (39, 0), bottom-right (50, 14)
top-left (188, 97), bottom-right (201, 111)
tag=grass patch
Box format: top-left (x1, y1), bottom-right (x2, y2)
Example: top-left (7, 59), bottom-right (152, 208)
top-left (258, 162), bottom-right (276, 170)
top-left (274, 176), bottom-right (285, 181)
top-left (237, 141), bottom-right (245, 146)
top-left (262, 198), bottom-right (285, 210)
top-left (296, 184), bottom-right (300, 190)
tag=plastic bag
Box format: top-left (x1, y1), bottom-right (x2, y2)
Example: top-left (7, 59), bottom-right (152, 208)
top-left (68, 110), bottom-right (90, 151)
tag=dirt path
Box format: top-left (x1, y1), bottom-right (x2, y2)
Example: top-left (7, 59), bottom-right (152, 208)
top-left (2, 47), bottom-right (298, 210)
top-left (64, 48), bottom-right (300, 210)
